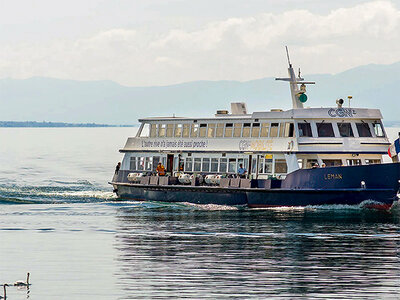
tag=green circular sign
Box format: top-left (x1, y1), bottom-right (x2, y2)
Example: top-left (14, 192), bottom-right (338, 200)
top-left (299, 93), bottom-right (308, 103)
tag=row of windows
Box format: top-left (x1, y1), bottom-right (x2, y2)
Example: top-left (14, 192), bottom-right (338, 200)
top-left (130, 156), bottom-right (166, 171)
top-left (184, 157), bottom-right (249, 173)
top-left (254, 157), bottom-right (288, 174)
top-left (146, 122), bottom-right (295, 138)
top-left (129, 155), bottom-right (288, 174)
top-left (141, 121), bottom-right (385, 139)
top-left (298, 122), bottom-right (384, 138)
top-left (129, 155), bottom-right (381, 174)
top-left (129, 156), bottom-right (251, 173)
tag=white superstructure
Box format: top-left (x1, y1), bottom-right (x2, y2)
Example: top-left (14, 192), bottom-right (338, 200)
top-left (119, 50), bottom-right (390, 180)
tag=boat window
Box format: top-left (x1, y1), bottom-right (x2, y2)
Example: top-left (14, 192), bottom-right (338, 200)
top-left (265, 156), bottom-right (273, 173)
top-left (338, 123), bottom-right (354, 137)
top-left (219, 158), bottom-right (227, 173)
top-left (306, 159), bottom-right (318, 169)
top-left (199, 124), bottom-right (207, 137)
top-left (297, 159), bottom-right (304, 169)
top-left (158, 124), bottom-right (166, 137)
top-left (166, 124), bottom-right (174, 137)
top-left (137, 157), bottom-right (145, 171)
top-left (185, 158), bottom-right (193, 172)
top-left (211, 158), bottom-right (219, 172)
top-left (260, 123), bottom-right (269, 137)
top-left (323, 159), bottom-right (342, 167)
top-left (347, 159), bottom-right (361, 166)
top-left (130, 157), bottom-right (137, 170)
top-left (258, 155), bottom-right (272, 174)
top-left (145, 157), bottom-right (152, 171)
top-left (258, 157), bottom-right (264, 174)
top-left (283, 123), bottom-right (295, 137)
top-left (139, 123), bottom-right (150, 137)
top-left (298, 123), bottom-right (312, 137)
top-left (275, 159), bottom-right (287, 173)
top-left (153, 156), bottom-right (160, 171)
top-left (233, 123), bottom-right (242, 137)
top-left (194, 158), bottom-right (201, 172)
top-left (191, 124), bottom-right (199, 138)
top-left (279, 123), bottom-right (285, 137)
top-left (207, 124), bottom-right (216, 138)
top-left (182, 124), bottom-right (190, 137)
top-left (356, 122), bottom-right (372, 137)
top-left (372, 122), bottom-right (385, 137)
top-left (365, 159), bottom-right (381, 165)
top-left (242, 123), bottom-right (251, 137)
top-left (251, 157), bottom-right (257, 173)
top-left (216, 123), bottom-right (224, 137)
top-left (317, 123), bottom-right (335, 137)
top-left (270, 123), bottom-right (279, 137)
top-left (237, 158), bottom-right (248, 171)
top-left (174, 124), bottom-right (182, 137)
top-left (150, 124), bottom-right (157, 137)
top-left (252, 123), bottom-right (260, 137)
top-left (202, 158), bottom-right (210, 172)
top-left (228, 158), bottom-right (237, 173)
top-left (224, 123), bottom-right (233, 137)
top-left (173, 156), bottom-right (179, 171)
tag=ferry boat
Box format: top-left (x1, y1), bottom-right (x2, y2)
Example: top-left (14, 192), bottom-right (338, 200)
top-left (110, 50), bottom-right (400, 210)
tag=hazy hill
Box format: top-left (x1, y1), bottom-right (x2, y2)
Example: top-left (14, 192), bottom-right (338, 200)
top-left (1, 62), bottom-right (399, 125)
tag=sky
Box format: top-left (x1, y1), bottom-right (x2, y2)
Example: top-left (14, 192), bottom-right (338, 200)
top-left (0, 0), bottom-right (399, 86)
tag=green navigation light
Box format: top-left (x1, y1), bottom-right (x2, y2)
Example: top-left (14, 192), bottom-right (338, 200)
top-left (299, 93), bottom-right (308, 103)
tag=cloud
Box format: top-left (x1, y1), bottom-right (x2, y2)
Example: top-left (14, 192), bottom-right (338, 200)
top-left (0, 0), bottom-right (399, 86)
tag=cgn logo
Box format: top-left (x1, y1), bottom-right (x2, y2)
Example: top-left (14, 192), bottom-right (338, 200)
top-left (239, 140), bottom-right (251, 151)
top-left (328, 108), bottom-right (356, 118)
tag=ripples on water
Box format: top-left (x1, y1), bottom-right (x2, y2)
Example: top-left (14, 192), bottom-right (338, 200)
top-left (0, 128), bottom-right (399, 299)
top-left (114, 203), bottom-right (400, 299)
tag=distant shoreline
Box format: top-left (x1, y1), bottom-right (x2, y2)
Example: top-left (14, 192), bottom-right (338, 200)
top-left (384, 121), bottom-right (400, 128)
top-left (0, 121), bottom-right (135, 127)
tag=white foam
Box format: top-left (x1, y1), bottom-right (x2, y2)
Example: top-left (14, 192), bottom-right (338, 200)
top-left (181, 202), bottom-right (240, 210)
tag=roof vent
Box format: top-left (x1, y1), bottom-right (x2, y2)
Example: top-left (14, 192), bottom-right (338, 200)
top-left (231, 102), bottom-right (247, 115)
top-left (216, 110), bottom-right (229, 115)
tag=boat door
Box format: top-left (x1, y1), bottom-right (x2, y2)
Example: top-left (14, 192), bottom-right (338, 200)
top-left (167, 154), bottom-right (174, 174)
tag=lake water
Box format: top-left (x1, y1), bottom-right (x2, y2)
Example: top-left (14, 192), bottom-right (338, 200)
top-left (0, 127), bottom-right (399, 299)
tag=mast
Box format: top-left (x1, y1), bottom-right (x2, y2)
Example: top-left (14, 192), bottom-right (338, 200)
top-left (275, 46), bottom-right (315, 109)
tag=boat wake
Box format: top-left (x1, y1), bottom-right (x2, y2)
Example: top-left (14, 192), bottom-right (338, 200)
top-left (0, 182), bottom-right (115, 204)
top-left (389, 200), bottom-right (400, 213)
top-left (182, 202), bottom-right (240, 210)
top-left (247, 200), bottom-right (396, 212)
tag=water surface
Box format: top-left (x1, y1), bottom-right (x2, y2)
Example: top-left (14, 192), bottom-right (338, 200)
top-left (0, 127), bottom-right (399, 299)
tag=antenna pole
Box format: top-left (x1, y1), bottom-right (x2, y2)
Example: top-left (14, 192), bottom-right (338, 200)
top-left (348, 96), bottom-right (352, 108)
top-left (285, 46), bottom-right (292, 67)
top-left (275, 47), bottom-right (315, 109)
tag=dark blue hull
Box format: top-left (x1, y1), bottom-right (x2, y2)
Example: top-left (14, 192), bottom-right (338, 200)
top-left (115, 185), bottom-right (397, 209)
top-left (246, 189), bottom-right (396, 209)
top-left (116, 185), bottom-right (248, 206)
top-left (112, 163), bottom-right (400, 210)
